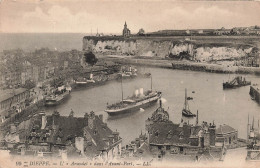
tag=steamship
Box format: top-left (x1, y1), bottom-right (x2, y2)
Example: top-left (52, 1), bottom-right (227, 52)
top-left (45, 85), bottom-right (71, 106)
top-left (105, 88), bottom-right (161, 116)
top-left (105, 76), bottom-right (161, 116)
top-left (74, 73), bottom-right (95, 86)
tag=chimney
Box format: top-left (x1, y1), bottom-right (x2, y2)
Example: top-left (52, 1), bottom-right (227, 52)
top-left (196, 110), bottom-right (199, 125)
top-left (159, 99), bottom-right (162, 107)
top-left (98, 115), bottom-right (103, 122)
top-left (112, 131), bottom-right (119, 141)
top-left (139, 88), bottom-right (144, 96)
top-left (134, 89), bottom-right (139, 97)
top-left (41, 113), bottom-right (47, 130)
top-left (84, 113), bottom-right (89, 126)
top-left (88, 111), bottom-right (95, 129)
top-left (52, 110), bottom-right (60, 125)
top-left (75, 137), bottom-right (85, 155)
top-left (10, 124), bottom-right (17, 134)
top-left (209, 123), bottom-right (216, 146)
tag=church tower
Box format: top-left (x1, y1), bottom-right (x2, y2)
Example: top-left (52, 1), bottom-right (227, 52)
top-left (122, 21), bottom-right (131, 37)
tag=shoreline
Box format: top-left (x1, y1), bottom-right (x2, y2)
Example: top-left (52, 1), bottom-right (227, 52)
top-left (103, 56), bottom-right (260, 75)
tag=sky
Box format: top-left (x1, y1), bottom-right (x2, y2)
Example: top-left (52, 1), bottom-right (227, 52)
top-left (0, 0), bottom-right (260, 34)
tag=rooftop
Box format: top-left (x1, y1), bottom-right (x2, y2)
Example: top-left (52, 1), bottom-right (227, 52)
top-left (0, 88), bottom-right (28, 102)
top-left (216, 124), bottom-right (237, 135)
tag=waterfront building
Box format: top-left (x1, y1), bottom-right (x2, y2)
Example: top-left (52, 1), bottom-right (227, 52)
top-left (2, 111), bottom-right (122, 160)
top-left (215, 124), bottom-right (238, 148)
top-left (0, 88), bottom-right (30, 121)
top-left (123, 102), bottom-right (223, 161)
top-left (122, 21), bottom-right (131, 37)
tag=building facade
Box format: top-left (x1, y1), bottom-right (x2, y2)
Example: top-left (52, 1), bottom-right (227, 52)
top-left (215, 124), bottom-right (238, 148)
top-left (0, 88), bottom-right (30, 121)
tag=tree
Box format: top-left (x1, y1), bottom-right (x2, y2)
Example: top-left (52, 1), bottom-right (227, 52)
top-left (84, 52), bottom-right (98, 66)
top-left (138, 28), bottom-right (145, 36)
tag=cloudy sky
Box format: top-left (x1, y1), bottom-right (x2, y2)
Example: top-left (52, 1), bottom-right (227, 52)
top-left (0, 0), bottom-right (260, 34)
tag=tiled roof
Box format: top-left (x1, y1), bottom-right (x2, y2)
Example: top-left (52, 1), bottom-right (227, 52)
top-left (45, 115), bottom-right (86, 144)
top-left (216, 124), bottom-right (237, 135)
top-left (17, 112), bottom-right (121, 157)
top-left (148, 121), bottom-right (191, 146)
top-left (84, 115), bottom-right (121, 151)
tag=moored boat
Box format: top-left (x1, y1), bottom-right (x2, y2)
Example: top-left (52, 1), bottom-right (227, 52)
top-left (182, 88), bottom-right (196, 118)
top-left (223, 76), bottom-right (251, 89)
top-left (45, 85), bottom-right (71, 106)
top-left (116, 66), bottom-right (137, 80)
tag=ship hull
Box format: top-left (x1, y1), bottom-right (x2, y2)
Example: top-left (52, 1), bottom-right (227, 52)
top-left (73, 80), bottom-right (107, 90)
top-left (45, 91), bottom-right (70, 106)
top-left (182, 109), bottom-right (196, 118)
top-left (223, 82), bottom-right (251, 89)
top-left (105, 97), bottom-right (159, 116)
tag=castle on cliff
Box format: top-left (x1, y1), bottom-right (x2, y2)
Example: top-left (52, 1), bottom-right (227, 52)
top-left (122, 21), bottom-right (131, 37)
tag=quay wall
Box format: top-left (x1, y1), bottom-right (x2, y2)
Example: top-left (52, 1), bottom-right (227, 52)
top-left (105, 57), bottom-right (260, 75)
top-left (83, 36), bottom-right (260, 63)
top-left (249, 85), bottom-right (260, 104)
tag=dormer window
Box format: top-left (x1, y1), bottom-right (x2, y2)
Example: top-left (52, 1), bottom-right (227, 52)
top-left (179, 131), bottom-right (184, 139)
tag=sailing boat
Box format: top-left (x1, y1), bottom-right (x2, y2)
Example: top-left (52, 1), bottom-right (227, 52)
top-left (105, 75), bottom-right (161, 116)
top-left (182, 88), bottom-right (196, 117)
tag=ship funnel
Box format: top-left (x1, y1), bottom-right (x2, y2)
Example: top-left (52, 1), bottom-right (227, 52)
top-left (90, 73), bottom-right (93, 79)
top-left (135, 89), bottom-right (139, 97)
top-left (139, 88), bottom-right (144, 96)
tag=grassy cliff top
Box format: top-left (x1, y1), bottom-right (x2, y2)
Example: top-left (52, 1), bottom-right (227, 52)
top-left (83, 35), bottom-right (260, 48)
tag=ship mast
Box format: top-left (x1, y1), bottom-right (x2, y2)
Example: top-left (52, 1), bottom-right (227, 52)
top-left (151, 76), bottom-right (153, 91)
top-left (121, 74), bottom-right (124, 102)
top-left (184, 88), bottom-right (187, 110)
top-left (184, 88), bottom-right (189, 110)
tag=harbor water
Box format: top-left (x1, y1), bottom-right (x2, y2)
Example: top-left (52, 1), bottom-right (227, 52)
top-left (44, 67), bottom-right (260, 145)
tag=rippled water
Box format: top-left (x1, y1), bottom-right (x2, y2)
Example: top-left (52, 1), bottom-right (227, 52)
top-left (44, 67), bottom-right (260, 145)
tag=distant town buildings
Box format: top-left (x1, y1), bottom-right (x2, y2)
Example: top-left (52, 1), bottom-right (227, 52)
top-left (122, 21), bottom-right (131, 37)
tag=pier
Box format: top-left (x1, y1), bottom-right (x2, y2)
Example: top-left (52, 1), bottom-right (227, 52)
top-left (249, 85), bottom-right (260, 104)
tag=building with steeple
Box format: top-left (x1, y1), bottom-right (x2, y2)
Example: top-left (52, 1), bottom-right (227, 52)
top-left (122, 21), bottom-right (131, 37)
